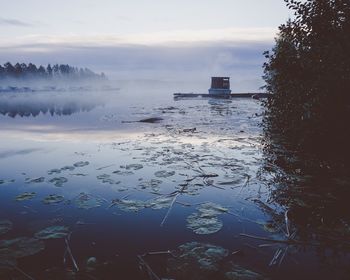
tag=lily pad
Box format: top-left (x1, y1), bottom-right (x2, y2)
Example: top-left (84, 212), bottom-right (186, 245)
top-left (121, 164), bottom-right (143, 170)
top-left (0, 237), bottom-right (44, 258)
top-left (154, 170), bottom-right (176, 178)
top-left (225, 263), bottom-right (268, 280)
top-left (139, 179), bottom-right (163, 192)
top-left (111, 199), bottom-right (146, 212)
top-left (0, 220), bottom-right (12, 235)
top-left (166, 242), bottom-right (268, 280)
top-left (73, 161), bottom-right (89, 168)
top-left (198, 202), bottom-right (229, 215)
top-left (60, 166), bottom-right (75, 171)
top-left (47, 168), bottom-right (61, 175)
top-left (75, 193), bottom-right (103, 209)
top-left (35, 225), bottom-right (69, 240)
top-left (25, 177), bottom-right (45, 184)
top-left (186, 203), bottom-right (228, 235)
top-left (42, 194), bottom-right (65, 204)
top-left (147, 196), bottom-right (173, 210)
top-left (49, 177), bottom-right (68, 187)
top-left (167, 242), bottom-right (228, 276)
top-left (186, 213), bottom-right (223, 235)
top-left (0, 179), bottom-right (15, 185)
top-left (97, 174), bottom-right (120, 184)
top-left (15, 192), bottom-right (36, 201)
top-left (112, 170), bottom-right (134, 176)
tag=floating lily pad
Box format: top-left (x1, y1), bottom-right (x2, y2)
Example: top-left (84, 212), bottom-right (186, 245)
top-left (166, 242), bottom-right (268, 280)
top-left (47, 168), bottom-right (61, 175)
top-left (75, 193), bottom-right (103, 209)
top-left (60, 165), bottom-right (75, 171)
top-left (139, 179), bottom-right (163, 192)
top-left (0, 237), bottom-right (44, 258)
top-left (0, 220), bottom-right (12, 235)
top-left (147, 196), bottom-right (173, 210)
top-left (35, 225), bottom-right (69, 240)
top-left (42, 194), bottom-right (65, 204)
top-left (112, 170), bottom-right (134, 176)
top-left (15, 192), bottom-right (36, 201)
top-left (121, 164), bottom-right (143, 170)
top-left (0, 179), bottom-right (15, 185)
top-left (25, 177), bottom-right (45, 184)
top-left (70, 173), bottom-right (88, 176)
top-left (49, 177), bottom-right (68, 187)
top-left (111, 199), bottom-right (146, 212)
top-left (198, 202), bottom-right (229, 215)
top-left (73, 161), bottom-right (89, 168)
top-left (186, 213), bottom-right (223, 235)
top-left (186, 203), bottom-right (228, 235)
top-left (225, 263), bottom-right (268, 280)
top-left (154, 170), bottom-right (176, 178)
top-left (167, 242), bottom-right (228, 277)
top-left (97, 174), bottom-right (120, 184)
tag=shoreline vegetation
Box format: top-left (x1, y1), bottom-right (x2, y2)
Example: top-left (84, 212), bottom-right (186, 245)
top-left (262, 0), bottom-right (350, 167)
top-left (0, 62), bottom-right (106, 81)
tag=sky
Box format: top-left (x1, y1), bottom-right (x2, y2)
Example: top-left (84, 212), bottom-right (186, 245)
top-left (0, 0), bottom-right (293, 90)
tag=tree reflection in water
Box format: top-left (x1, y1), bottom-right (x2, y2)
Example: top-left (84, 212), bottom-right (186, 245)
top-left (257, 132), bottom-right (350, 276)
top-left (0, 99), bottom-right (99, 118)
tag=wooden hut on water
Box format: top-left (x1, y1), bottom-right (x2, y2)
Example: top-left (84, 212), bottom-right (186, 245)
top-left (208, 77), bottom-right (231, 95)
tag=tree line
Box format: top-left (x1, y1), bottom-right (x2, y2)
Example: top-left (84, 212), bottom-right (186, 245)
top-left (0, 62), bottom-right (106, 80)
top-left (263, 0), bottom-right (350, 164)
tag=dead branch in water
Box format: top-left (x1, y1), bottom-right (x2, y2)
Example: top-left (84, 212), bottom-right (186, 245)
top-left (160, 193), bottom-right (179, 227)
top-left (12, 265), bottom-right (36, 280)
top-left (137, 255), bottom-right (161, 280)
top-left (239, 233), bottom-right (303, 245)
top-left (64, 233), bottom-right (79, 272)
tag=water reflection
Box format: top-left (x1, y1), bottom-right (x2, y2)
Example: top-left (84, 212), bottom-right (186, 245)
top-left (0, 97), bottom-right (98, 118)
top-left (0, 90), bottom-right (349, 280)
top-left (257, 134), bottom-right (350, 278)
top-left (208, 99), bottom-right (233, 116)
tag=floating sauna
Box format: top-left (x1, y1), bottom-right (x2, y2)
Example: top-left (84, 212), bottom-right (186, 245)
top-left (208, 77), bottom-right (231, 95)
top-left (173, 76), bottom-right (269, 99)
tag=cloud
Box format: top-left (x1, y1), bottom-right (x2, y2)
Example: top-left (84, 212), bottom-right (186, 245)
top-left (0, 28), bottom-right (276, 90)
top-left (0, 17), bottom-right (33, 27)
top-left (0, 27), bottom-right (277, 47)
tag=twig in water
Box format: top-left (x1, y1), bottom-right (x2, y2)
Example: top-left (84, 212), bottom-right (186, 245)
top-left (145, 250), bottom-right (175, 257)
top-left (176, 201), bottom-right (192, 207)
top-left (160, 193), bottom-right (179, 227)
top-left (96, 164), bottom-right (115, 170)
top-left (12, 265), bottom-right (36, 280)
top-left (239, 233), bottom-right (303, 245)
top-left (64, 234), bottom-right (79, 272)
top-left (239, 175), bottom-right (251, 194)
top-left (269, 247), bottom-right (283, 266)
top-left (285, 210), bottom-right (290, 238)
top-left (137, 255), bottom-right (161, 280)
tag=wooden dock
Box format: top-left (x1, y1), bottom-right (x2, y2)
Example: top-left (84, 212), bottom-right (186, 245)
top-left (173, 92), bottom-right (270, 99)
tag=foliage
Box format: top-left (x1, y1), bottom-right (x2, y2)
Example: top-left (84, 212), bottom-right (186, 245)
top-left (263, 0), bottom-right (350, 162)
top-left (0, 62), bottom-right (106, 80)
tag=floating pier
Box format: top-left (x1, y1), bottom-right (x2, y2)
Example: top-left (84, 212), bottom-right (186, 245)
top-left (173, 92), bottom-right (270, 99)
top-left (174, 77), bottom-right (270, 99)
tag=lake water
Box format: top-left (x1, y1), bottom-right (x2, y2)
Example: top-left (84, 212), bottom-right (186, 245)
top-left (0, 84), bottom-right (349, 280)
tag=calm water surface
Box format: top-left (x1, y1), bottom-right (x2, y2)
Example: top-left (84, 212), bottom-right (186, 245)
top-left (0, 86), bottom-right (349, 279)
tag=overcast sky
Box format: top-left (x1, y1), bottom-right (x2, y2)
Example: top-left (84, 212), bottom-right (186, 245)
top-left (0, 0), bottom-right (293, 90)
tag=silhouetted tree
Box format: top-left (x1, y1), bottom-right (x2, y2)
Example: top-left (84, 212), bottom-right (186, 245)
top-left (0, 62), bottom-right (106, 80)
top-left (46, 64), bottom-right (53, 77)
top-left (263, 0), bottom-right (350, 163)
